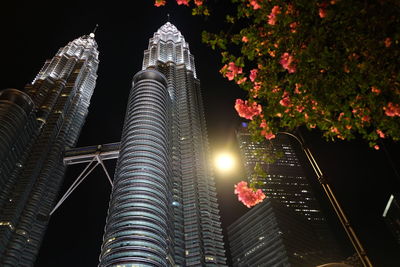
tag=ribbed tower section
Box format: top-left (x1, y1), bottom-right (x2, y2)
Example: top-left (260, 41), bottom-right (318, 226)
top-left (144, 22), bottom-right (226, 266)
top-left (0, 33), bottom-right (99, 266)
top-left (99, 70), bottom-right (174, 266)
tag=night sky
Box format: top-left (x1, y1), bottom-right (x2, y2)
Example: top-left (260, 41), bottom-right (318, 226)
top-left (1, 1), bottom-right (400, 266)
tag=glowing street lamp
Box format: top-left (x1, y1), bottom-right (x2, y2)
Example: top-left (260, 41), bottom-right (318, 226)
top-left (215, 153), bottom-right (235, 172)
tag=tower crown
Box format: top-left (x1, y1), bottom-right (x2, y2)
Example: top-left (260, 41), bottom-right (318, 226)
top-left (143, 22), bottom-right (196, 77)
top-left (156, 22), bottom-right (185, 43)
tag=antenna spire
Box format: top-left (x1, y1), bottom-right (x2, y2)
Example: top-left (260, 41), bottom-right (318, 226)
top-left (167, 14), bottom-right (170, 22)
top-left (89, 24), bottom-right (98, 38)
top-left (92, 24), bottom-right (99, 34)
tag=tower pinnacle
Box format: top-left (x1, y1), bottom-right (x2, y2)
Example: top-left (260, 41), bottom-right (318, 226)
top-left (89, 24), bottom-right (98, 38)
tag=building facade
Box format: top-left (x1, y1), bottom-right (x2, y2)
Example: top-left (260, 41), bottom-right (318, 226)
top-left (0, 33), bottom-right (99, 265)
top-left (99, 22), bottom-right (226, 266)
top-left (228, 125), bottom-right (344, 266)
top-left (228, 198), bottom-right (330, 266)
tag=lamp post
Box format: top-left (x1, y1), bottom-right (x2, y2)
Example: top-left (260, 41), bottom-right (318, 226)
top-left (278, 131), bottom-right (373, 267)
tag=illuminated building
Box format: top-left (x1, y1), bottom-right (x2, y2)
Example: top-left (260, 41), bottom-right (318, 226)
top-left (228, 199), bottom-right (329, 266)
top-left (228, 125), bottom-right (344, 266)
top-left (99, 22), bottom-right (226, 266)
top-left (0, 33), bottom-right (99, 265)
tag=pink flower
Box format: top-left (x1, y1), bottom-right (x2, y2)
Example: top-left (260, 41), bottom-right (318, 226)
top-left (268, 50), bottom-right (276, 57)
top-left (260, 119), bottom-right (276, 140)
top-left (176, 0), bottom-right (189, 6)
top-left (249, 0), bottom-right (261, 10)
top-left (235, 99), bottom-right (262, 120)
top-left (234, 181), bottom-right (266, 208)
top-left (371, 86), bottom-right (381, 94)
top-left (279, 91), bottom-right (291, 107)
top-left (251, 82), bottom-right (261, 98)
top-left (250, 69), bottom-right (258, 82)
top-left (330, 127), bottom-right (339, 134)
top-left (361, 115), bottom-right (370, 122)
top-left (194, 0), bottom-right (203, 6)
top-left (237, 77), bottom-right (247, 85)
top-left (268, 6), bottom-right (281, 25)
top-left (385, 37), bottom-right (392, 48)
top-left (280, 52), bottom-right (296, 73)
top-left (154, 0), bottom-right (166, 7)
top-left (338, 112), bottom-right (344, 121)
top-left (220, 62), bottom-right (243, 81)
top-left (318, 2), bottom-right (328, 18)
top-left (319, 8), bottom-right (327, 18)
top-left (290, 22), bottom-right (298, 33)
top-left (376, 129), bottom-right (385, 138)
top-left (296, 105), bottom-right (305, 113)
top-left (242, 36), bottom-right (249, 43)
top-left (374, 145), bottom-right (380, 150)
top-left (384, 102), bottom-right (400, 117)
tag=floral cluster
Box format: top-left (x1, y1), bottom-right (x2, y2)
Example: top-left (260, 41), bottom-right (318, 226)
top-left (220, 62), bottom-right (243, 81)
top-left (235, 99), bottom-right (262, 120)
top-left (384, 102), bottom-right (400, 117)
top-left (279, 52), bottom-right (296, 73)
top-left (155, 0), bottom-right (400, 149)
top-left (234, 181), bottom-right (266, 208)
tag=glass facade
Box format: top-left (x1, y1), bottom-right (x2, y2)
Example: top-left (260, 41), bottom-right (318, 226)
top-left (228, 199), bottom-right (330, 267)
top-left (100, 22), bottom-right (226, 266)
top-left (229, 125), bottom-right (345, 265)
top-left (0, 34), bottom-right (99, 265)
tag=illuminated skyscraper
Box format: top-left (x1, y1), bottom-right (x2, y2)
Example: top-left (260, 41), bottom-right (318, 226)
top-left (0, 33), bottom-right (99, 265)
top-left (228, 125), bottom-right (344, 265)
top-left (99, 22), bottom-right (226, 266)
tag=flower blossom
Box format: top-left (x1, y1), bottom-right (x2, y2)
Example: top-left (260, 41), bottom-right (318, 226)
top-left (374, 145), bottom-right (380, 150)
top-left (296, 105), bottom-right (305, 113)
top-left (371, 86), bottom-right (381, 94)
top-left (176, 0), bottom-right (189, 6)
top-left (384, 102), bottom-right (400, 117)
top-left (268, 6), bottom-right (281, 25)
top-left (250, 69), bottom-right (258, 82)
top-left (249, 0), bottom-right (261, 10)
top-left (220, 62), bottom-right (243, 81)
top-left (279, 91), bottom-right (291, 107)
top-left (234, 181), bottom-right (266, 208)
top-left (242, 36), bottom-right (249, 43)
top-left (194, 0), bottom-right (203, 6)
top-left (260, 119), bottom-right (276, 140)
top-left (330, 127), bottom-right (339, 134)
top-left (290, 22), bottom-right (298, 33)
top-left (235, 99), bottom-right (262, 120)
top-left (384, 37), bottom-right (392, 48)
top-left (251, 82), bottom-right (261, 98)
top-left (237, 77), bottom-right (247, 85)
top-left (280, 52), bottom-right (296, 73)
top-left (376, 129), bottom-right (385, 138)
top-left (318, 2), bottom-right (328, 18)
top-left (154, 0), bottom-right (166, 7)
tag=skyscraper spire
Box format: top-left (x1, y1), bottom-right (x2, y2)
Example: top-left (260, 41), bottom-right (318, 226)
top-left (90, 24), bottom-right (99, 38)
top-left (0, 34), bottom-right (99, 265)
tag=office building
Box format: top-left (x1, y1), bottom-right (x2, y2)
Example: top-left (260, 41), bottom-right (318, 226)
top-left (99, 22), bottom-right (226, 266)
top-left (0, 33), bottom-right (99, 265)
top-left (228, 125), bottom-right (344, 266)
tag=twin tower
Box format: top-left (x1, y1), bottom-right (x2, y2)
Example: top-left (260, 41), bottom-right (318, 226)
top-left (0, 23), bottom-right (227, 266)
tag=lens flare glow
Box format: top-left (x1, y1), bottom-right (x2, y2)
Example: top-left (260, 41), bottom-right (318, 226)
top-left (215, 153), bottom-right (235, 172)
